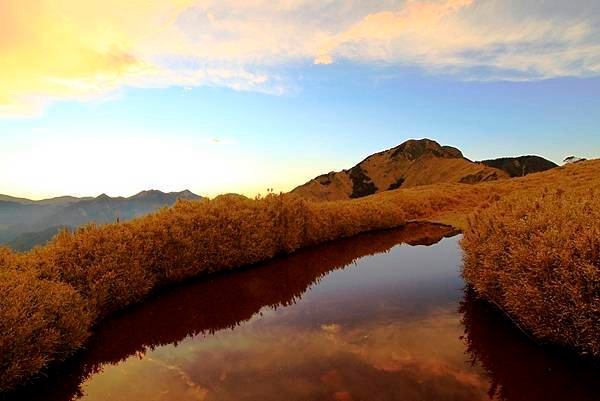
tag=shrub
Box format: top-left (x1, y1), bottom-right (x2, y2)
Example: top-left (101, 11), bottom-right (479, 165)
top-left (0, 270), bottom-right (91, 391)
top-left (461, 188), bottom-right (600, 355)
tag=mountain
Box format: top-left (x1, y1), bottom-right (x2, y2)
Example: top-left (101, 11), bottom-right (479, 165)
top-left (7, 226), bottom-right (71, 252)
top-left (292, 139), bottom-right (509, 201)
top-left (0, 195), bottom-right (36, 204)
top-left (0, 201), bottom-right (60, 241)
top-left (35, 196), bottom-right (94, 206)
top-left (0, 190), bottom-right (201, 251)
top-left (0, 194), bottom-right (92, 205)
top-left (35, 190), bottom-right (201, 230)
top-left (480, 156), bottom-right (557, 177)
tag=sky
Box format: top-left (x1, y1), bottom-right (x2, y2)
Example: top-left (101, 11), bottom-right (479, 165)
top-left (1, 0), bottom-right (599, 199)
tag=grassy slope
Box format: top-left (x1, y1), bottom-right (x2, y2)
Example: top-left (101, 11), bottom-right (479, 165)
top-left (373, 159), bottom-right (600, 229)
top-left (460, 176), bottom-right (600, 356)
top-left (0, 160), bottom-right (598, 392)
top-left (292, 139), bottom-right (508, 201)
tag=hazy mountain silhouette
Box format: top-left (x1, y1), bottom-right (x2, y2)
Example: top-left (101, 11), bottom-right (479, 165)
top-left (0, 194), bottom-right (92, 205)
top-left (292, 138), bottom-right (509, 201)
top-left (7, 226), bottom-right (71, 252)
top-left (0, 190), bottom-right (201, 251)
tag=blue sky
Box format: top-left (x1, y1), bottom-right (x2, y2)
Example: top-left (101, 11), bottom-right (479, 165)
top-left (1, 0), bottom-right (599, 198)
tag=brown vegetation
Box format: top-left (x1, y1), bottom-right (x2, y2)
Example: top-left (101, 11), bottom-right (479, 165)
top-left (461, 186), bottom-right (600, 356)
top-left (0, 268), bottom-right (91, 392)
top-left (1, 159), bottom-right (599, 393)
top-left (0, 193), bottom-right (407, 391)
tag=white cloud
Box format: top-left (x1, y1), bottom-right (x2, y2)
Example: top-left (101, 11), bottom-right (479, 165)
top-left (1, 0), bottom-right (599, 115)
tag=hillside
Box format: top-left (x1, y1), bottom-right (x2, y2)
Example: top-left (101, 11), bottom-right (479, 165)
top-left (480, 155), bottom-right (557, 177)
top-left (291, 139), bottom-right (509, 201)
top-left (0, 190), bottom-right (201, 250)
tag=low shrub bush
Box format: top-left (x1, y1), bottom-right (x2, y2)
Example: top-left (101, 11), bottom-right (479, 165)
top-left (461, 188), bottom-right (600, 355)
top-left (0, 269), bottom-right (91, 391)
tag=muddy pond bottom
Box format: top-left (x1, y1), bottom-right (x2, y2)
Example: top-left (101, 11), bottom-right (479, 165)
top-left (11, 223), bottom-right (599, 401)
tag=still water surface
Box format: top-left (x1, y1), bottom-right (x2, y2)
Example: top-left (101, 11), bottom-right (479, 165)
top-left (10, 223), bottom-right (599, 401)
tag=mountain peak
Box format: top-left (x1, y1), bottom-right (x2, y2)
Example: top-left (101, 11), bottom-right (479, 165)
top-left (130, 190), bottom-right (163, 199)
top-left (388, 138), bottom-right (463, 160)
top-left (292, 138), bottom-right (505, 201)
top-left (174, 189), bottom-right (201, 199)
top-left (129, 189), bottom-right (200, 200)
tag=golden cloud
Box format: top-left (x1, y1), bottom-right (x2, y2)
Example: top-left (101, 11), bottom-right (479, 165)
top-left (0, 0), bottom-right (192, 116)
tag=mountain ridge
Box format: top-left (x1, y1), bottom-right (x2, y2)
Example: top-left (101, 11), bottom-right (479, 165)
top-left (292, 138), bottom-right (510, 201)
top-left (0, 189), bottom-right (202, 251)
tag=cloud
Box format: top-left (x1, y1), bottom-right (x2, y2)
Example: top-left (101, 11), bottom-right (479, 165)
top-left (0, 0), bottom-right (279, 116)
top-left (207, 137), bottom-right (239, 145)
top-left (0, 0), bottom-right (186, 116)
top-left (1, 0), bottom-right (599, 116)
top-left (316, 0), bottom-right (600, 79)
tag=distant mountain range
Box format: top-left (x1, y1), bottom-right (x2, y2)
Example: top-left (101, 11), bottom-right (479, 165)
top-left (0, 190), bottom-right (201, 251)
top-left (292, 138), bottom-right (557, 201)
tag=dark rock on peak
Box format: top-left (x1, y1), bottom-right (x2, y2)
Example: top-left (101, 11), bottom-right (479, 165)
top-left (480, 156), bottom-right (557, 178)
top-left (348, 165), bottom-right (378, 199)
top-left (563, 156), bottom-right (587, 164)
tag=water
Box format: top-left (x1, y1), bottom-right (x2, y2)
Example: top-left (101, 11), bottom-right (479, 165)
top-left (8, 223), bottom-right (599, 401)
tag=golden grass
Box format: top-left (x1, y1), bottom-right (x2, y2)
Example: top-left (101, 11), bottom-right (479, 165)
top-left (1, 159), bottom-right (599, 392)
top-left (0, 268), bottom-right (91, 392)
top-left (461, 187), bottom-right (600, 355)
top-left (376, 159), bottom-right (600, 229)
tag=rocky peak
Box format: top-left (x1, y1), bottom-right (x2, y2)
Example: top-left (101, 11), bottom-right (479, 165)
top-left (389, 139), bottom-right (463, 160)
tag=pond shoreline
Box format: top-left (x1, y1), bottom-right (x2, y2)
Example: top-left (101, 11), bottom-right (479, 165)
top-left (2, 221), bottom-right (458, 398)
top-left (6, 222), bottom-right (599, 401)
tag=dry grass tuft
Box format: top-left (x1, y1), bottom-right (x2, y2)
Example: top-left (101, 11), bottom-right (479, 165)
top-left (0, 269), bottom-right (91, 391)
top-left (461, 187), bottom-right (600, 355)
